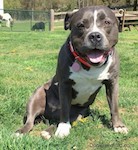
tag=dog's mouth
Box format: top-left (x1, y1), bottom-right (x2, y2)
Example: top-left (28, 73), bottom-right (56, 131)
top-left (86, 49), bottom-right (110, 64)
top-left (69, 41), bottom-right (112, 68)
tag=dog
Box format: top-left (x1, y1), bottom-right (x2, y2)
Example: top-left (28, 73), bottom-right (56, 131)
top-left (16, 6), bottom-right (128, 138)
top-left (0, 13), bottom-right (13, 28)
top-left (31, 22), bottom-right (45, 31)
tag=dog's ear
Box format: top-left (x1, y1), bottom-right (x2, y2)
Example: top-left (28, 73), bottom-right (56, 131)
top-left (64, 10), bottom-right (78, 30)
top-left (64, 12), bottom-right (74, 30)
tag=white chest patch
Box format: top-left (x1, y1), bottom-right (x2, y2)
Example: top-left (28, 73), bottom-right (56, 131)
top-left (69, 55), bottom-right (113, 105)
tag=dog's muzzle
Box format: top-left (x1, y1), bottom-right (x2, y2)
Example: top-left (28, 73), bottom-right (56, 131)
top-left (69, 41), bottom-right (113, 68)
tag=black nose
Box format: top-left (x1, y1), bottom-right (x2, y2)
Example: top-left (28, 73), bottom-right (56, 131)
top-left (88, 32), bottom-right (102, 43)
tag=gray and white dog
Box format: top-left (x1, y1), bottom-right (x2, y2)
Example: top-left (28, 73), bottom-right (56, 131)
top-left (16, 6), bottom-right (128, 138)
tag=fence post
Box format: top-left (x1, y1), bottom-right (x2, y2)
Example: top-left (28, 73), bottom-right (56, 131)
top-left (49, 9), bottom-right (54, 31)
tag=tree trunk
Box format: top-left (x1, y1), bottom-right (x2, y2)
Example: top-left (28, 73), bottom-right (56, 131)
top-left (133, 0), bottom-right (137, 11)
top-left (126, 0), bottom-right (131, 5)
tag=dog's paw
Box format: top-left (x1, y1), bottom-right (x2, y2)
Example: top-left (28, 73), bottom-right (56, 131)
top-left (41, 131), bottom-right (51, 140)
top-left (55, 122), bottom-right (71, 138)
top-left (13, 132), bottom-right (23, 138)
top-left (41, 125), bottom-right (56, 140)
top-left (114, 125), bottom-right (128, 134)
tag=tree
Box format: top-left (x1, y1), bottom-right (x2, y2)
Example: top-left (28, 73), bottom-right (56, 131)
top-left (4, 0), bottom-right (138, 11)
top-left (133, 0), bottom-right (137, 10)
top-left (4, 0), bottom-right (22, 9)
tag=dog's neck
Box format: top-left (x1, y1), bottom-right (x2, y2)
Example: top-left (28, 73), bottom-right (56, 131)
top-left (69, 41), bottom-right (92, 68)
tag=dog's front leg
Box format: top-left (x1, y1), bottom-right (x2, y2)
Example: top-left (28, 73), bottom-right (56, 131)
top-left (55, 82), bottom-right (72, 138)
top-left (105, 79), bottom-right (128, 134)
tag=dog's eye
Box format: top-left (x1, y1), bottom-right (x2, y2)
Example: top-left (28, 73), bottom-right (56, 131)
top-left (77, 23), bottom-right (85, 29)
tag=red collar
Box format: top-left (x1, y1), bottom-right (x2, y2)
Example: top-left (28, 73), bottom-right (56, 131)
top-left (69, 41), bottom-right (113, 68)
top-left (69, 41), bottom-right (91, 68)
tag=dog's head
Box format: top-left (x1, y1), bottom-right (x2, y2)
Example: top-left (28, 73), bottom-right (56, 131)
top-left (65, 6), bottom-right (118, 65)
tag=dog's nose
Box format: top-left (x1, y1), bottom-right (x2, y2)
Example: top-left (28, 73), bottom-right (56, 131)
top-left (88, 32), bottom-right (102, 43)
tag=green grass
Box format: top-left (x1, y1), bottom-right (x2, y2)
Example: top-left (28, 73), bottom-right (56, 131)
top-left (0, 27), bottom-right (138, 150)
top-left (0, 20), bottom-right (50, 32)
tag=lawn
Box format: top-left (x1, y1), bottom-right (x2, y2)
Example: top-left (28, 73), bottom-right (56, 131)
top-left (0, 20), bottom-right (50, 32)
top-left (0, 27), bottom-right (138, 150)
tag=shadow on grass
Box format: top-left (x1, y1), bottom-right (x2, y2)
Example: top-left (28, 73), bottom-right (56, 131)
top-left (89, 109), bottom-right (112, 129)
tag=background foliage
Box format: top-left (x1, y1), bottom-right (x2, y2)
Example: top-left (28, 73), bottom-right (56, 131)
top-left (4, 0), bottom-right (138, 11)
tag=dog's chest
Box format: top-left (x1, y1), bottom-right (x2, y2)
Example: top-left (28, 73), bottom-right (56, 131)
top-left (69, 56), bottom-right (113, 105)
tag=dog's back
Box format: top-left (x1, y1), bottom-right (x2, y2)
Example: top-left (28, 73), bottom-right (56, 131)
top-left (31, 22), bottom-right (45, 31)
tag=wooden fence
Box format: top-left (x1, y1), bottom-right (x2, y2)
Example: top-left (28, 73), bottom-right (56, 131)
top-left (114, 9), bottom-right (138, 31)
top-left (49, 9), bottom-right (138, 31)
top-left (49, 9), bottom-right (66, 31)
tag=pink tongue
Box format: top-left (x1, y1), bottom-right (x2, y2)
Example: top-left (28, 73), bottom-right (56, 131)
top-left (87, 50), bottom-right (104, 63)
